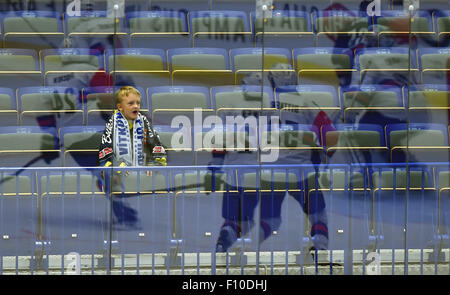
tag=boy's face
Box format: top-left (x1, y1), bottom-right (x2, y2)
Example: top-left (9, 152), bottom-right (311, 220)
top-left (117, 92), bottom-right (141, 121)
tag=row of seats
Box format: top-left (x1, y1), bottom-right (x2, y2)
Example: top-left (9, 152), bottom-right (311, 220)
top-left (0, 47), bottom-right (448, 90)
top-left (0, 9), bottom-right (448, 50)
top-left (2, 0), bottom-right (442, 14)
top-left (0, 84), bottom-right (448, 126)
top-left (2, 165), bottom-right (449, 195)
top-left (0, 122), bottom-right (448, 167)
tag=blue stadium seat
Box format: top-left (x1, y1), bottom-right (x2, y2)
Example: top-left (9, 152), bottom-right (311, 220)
top-left (148, 85), bottom-right (213, 126)
top-left (370, 165), bottom-right (437, 250)
top-left (374, 10), bottom-right (435, 48)
top-left (251, 10), bottom-right (314, 48)
top-left (293, 47), bottom-right (355, 87)
top-left (312, 9), bottom-right (375, 48)
top-left (0, 125), bottom-right (60, 167)
top-left (189, 10), bottom-right (253, 49)
top-left (65, 10), bottom-right (128, 51)
top-left (60, 125), bottom-right (104, 167)
top-left (17, 86), bottom-right (83, 127)
top-left (322, 123), bottom-right (388, 164)
top-left (230, 47), bottom-right (295, 86)
top-left (259, 123), bottom-right (324, 165)
top-left (387, 123), bottom-right (450, 162)
top-left (1, 10), bottom-right (64, 50)
top-left (153, 124), bottom-right (194, 166)
top-left (0, 87), bottom-right (18, 126)
top-left (418, 48), bottom-right (450, 84)
top-left (405, 84), bottom-right (450, 124)
top-left (194, 124), bottom-right (259, 166)
top-left (340, 84), bottom-right (406, 125)
top-left (171, 168), bottom-right (238, 253)
top-left (105, 48), bottom-right (170, 88)
top-left (0, 48), bottom-right (42, 89)
top-left (82, 85), bottom-right (147, 125)
top-left (212, 0), bottom-right (332, 13)
top-left (168, 47), bottom-right (233, 87)
top-left (276, 84), bottom-right (341, 126)
top-left (433, 10), bottom-right (450, 47)
top-left (355, 47), bottom-right (419, 85)
top-left (127, 11), bottom-right (190, 50)
top-left (41, 48), bottom-right (107, 88)
top-left (211, 85), bottom-right (277, 119)
top-left (150, 0), bottom-right (209, 12)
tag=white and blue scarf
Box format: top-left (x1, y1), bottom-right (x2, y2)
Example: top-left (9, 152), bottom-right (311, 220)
top-left (113, 111), bottom-right (145, 166)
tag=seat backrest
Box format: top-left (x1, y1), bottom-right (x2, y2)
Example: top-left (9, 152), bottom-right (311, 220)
top-left (388, 123), bottom-right (448, 147)
top-left (419, 48), bottom-right (450, 70)
top-left (173, 170), bottom-right (235, 192)
top-left (66, 10), bottom-right (125, 33)
top-left (231, 47), bottom-right (292, 71)
top-left (18, 87), bottom-right (80, 112)
top-left (212, 85), bottom-right (274, 109)
top-left (356, 47), bottom-right (416, 71)
top-left (0, 126), bottom-right (58, 150)
top-left (106, 48), bottom-right (166, 71)
top-left (241, 170), bottom-right (301, 191)
top-left (127, 11), bottom-right (187, 33)
top-left (324, 124), bottom-right (384, 148)
top-left (371, 169), bottom-right (432, 189)
top-left (314, 10), bottom-right (371, 33)
top-left (253, 10), bottom-right (311, 33)
top-left (168, 48), bottom-right (229, 71)
top-left (0, 49), bottom-right (39, 71)
top-left (0, 88), bottom-right (15, 110)
top-left (149, 86), bottom-right (211, 110)
top-left (294, 47), bottom-right (353, 70)
top-left (61, 125), bottom-right (104, 151)
top-left (42, 48), bottom-right (102, 72)
top-left (2, 11), bottom-right (61, 32)
top-left (375, 10), bottom-right (432, 32)
top-left (407, 85), bottom-right (450, 107)
top-left (341, 85), bottom-right (403, 108)
top-left (276, 85), bottom-right (338, 109)
top-left (190, 10), bottom-right (249, 33)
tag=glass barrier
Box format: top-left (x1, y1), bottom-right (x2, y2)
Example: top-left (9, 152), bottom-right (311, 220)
top-left (0, 0), bottom-right (448, 275)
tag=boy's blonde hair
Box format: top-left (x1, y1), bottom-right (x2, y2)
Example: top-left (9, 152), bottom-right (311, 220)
top-left (116, 86), bottom-right (142, 104)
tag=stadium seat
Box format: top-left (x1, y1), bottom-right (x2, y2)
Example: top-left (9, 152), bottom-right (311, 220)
top-left (41, 48), bottom-right (106, 87)
top-left (323, 123), bottom-right (388, 164)
top-left (313, 10), bottom-right (375, 48)
top-left (189, 10), bottom-right (253, 49)
top-left (150, 0), bottom-right (209, 11)
top-left (1, 11), bottom-right (64, 50)
top-left (236, 168), bottom-right (304, 252)
top-left (168, 47), bottom-right (233, 87)
top-left (387, 123), bottom-right (450, 162)
top-left (418, 48), bottom-right (450, 84)
top-left (0, 87), bottom-right (18, 126)
top-left (405, 84), bottom-right (450, 124)
top-left (153, 124), bottom-right (194, 166)
top-left (105, 48), bottom-right (170, 88)
top-left (434, 10), bottom-right (450, 47)
top-left (172, 169), bottom-right (238, 253)
top-left (293, 47), bottom-right (355, 87)
top-left (17, 86), bottom-right (83, 127)
top-left (148, 86), bottom-right (213, 126)
top-left (0, 126), bottom-right (60, 167)
top-left (230, 47), bottom-right (295, 86)
top-left (259, 123), bottom-right (323, 165)
top-left (437, 168), bottom-right (450, 239)
top-left (82, 86), bottom-right (147, 125)
top-left (305, 165), bottom-right (371, 251)
top-left (194, 125), bottom-right (259, 166)
top-left (212, 85), bottom-right (276, 119)
top-left (355, 47), bottom-right (418, 85)
top-left (60, 125), bottom-right (104, 167)
top-left (370, 165), bottom-right (437, 250)
top-left (252, 10), bottom-right (314, 48)
top-left (276, 85), bottom-right (341, 126)
top-left (340, 84), bottom-right (406, 125)
top-left (374, 10), bottom-right (435, 48)
top-left (65, 10), bottom-right (128, 51)
top-left (0, 48), bottom-right (42, 89)
top-left (128, 11), bottom-right (190, 50)
top-left (212, 0), bottom-right (332, 12)
top-left (0, 172), bottom-right (38, 257)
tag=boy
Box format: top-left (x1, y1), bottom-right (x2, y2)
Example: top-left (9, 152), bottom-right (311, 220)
top-left (98, 86), bottom-right (167, 229)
